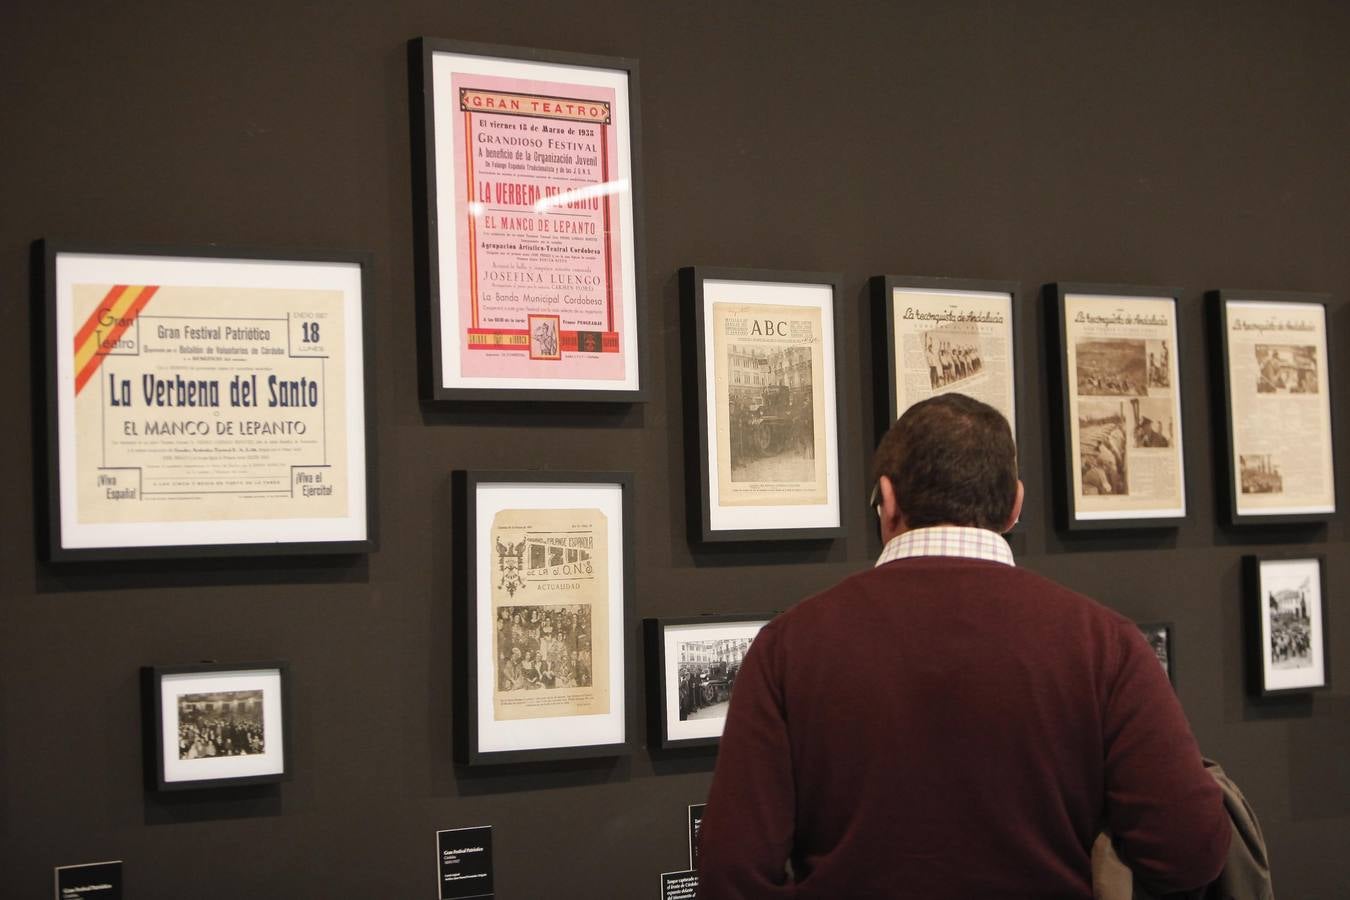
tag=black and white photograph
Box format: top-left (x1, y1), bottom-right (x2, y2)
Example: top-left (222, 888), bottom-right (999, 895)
top-left (1239, 454), bottom-right (1283, 494)
top-left (1146, 339), bottom-right (1170, 389)
top-left (177, 690), bottom-right (265, 759)
top-left (1130, 398), bottom-right (1173, 448)
top-left (1136, 622), bottom-right (1174, 685)
top-left (1245, 556), bottom-right (1329, 697)
top-left (674, 637), bottom-right (753, 722)
top-left (645, 615), bottom-right (771, 748)
top-left (1075, 339), bottom-right (1147, 396)
top-left (726, 342), bottom-right (816, 483)
top-left (1255, 344), bottom-right (1319, 394)
top-left (1078, 400), bottom-right (1128, 496)
top-left (922, 329), bottom-right (985, 390)
top-left (145, 662), bottom-right (288, 790)
top-left (495, 604), bottom-right (595, 691)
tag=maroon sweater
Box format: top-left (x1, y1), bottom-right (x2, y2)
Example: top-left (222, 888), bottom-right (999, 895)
top-left (698, 557), bottom-right (1230, 899)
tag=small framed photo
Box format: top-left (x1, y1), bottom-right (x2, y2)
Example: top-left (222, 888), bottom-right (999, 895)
top-left (869, 275), bottom-right (1020, 440)
top-left (144, 662), bottom-right (289, 790)
top-left (452, 471), bottom-right (634, 764)
top-left (1046, 283), bottom-right (1187, 529)
top-left (1135, 621), bottom-right (1176, 687)
top-left (1244, 555), bottom-right (1330, 697)
top-left (410, 38), bottom-right (645, 402)
top-left (39, 241), bottom-right (374, 561)
top-left (1209, 290), bottom-right (1336, 525)
top-left (679, 267), bottom-right (845, 542)
top-left (644, 614), bottom-right (771, 749)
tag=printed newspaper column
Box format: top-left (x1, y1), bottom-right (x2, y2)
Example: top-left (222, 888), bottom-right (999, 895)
top-left (712, 302), bottom-right (827, 506)
top-left (490, 508), bottom-right (610, 720)
top-left (72, 284), bottom-right (348, 523)
top-left (452, 76), bottom-right (626, 380)
top-left (1064, 295), bottom-right (1185, 518)
top-left (1224, 302), bottom-right (1335, 515)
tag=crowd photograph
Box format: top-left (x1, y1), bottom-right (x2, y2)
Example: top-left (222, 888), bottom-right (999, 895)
top-left (1075, 339), bottom-right (1147, 397)
top-left (177, 690), bottom-right (265, 760)
top-left (496, 604), bottom-right (594, 692)
top-left (1268, 587), bottom-right (1313, 670)
top-left (676, 637), bottom-right (753, 721)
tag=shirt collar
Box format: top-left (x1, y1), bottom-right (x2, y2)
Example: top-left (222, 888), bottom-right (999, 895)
top-left (875, 525), bottom-right (1015, 568)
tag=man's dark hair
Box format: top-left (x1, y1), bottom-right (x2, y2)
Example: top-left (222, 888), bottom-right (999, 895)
top-left (872, 394), bottom-right (1018, 531)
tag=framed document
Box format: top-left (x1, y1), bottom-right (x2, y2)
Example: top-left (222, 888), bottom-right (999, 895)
top-left (1135, 621), bottom-right (1176, 687)
top-left (39, 242), bottom-right (373, 560)
top-left (644, 614), bottom-right (772, 750)
top-left (869, 276), bottom-right (1019, 440)
top-left (1243, 555), bottom-right (1329, 697)
top-left (680, 267), bottom-right (845, 543)
top-left (143, 661), bottom-right (290, 790)
top-left (1046, 283), bottom-right (1187, 529)
top-left (1210, 290), bottom-right (1336, 525)
top-left (411, 38), bottom-right (644, 402)
top-left (452, 471), bottom-right (634, 764)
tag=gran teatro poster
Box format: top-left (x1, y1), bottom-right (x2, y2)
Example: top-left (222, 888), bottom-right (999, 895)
top-left (418, 40), bottom-right (642, 399)
top-left (44, 245), bottom-right (371, 559)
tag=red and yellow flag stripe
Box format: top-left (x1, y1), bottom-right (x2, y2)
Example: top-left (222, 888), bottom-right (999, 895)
top-left (73, 284), bottom-right (158, 395)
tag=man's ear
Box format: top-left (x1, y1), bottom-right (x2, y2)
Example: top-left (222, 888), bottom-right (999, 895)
top-left (878, 475), bottom-right (905, 538)
top-left (1001, 480), bottom-right (1025, 534)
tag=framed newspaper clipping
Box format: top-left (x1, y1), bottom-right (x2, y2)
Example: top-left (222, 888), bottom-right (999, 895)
top-left (1047, 283), bottom-right (1187, 530)
top-left (680, 267), bottom-right (845, 543)
top-left (1210, 290), bottom-right (1336, 525)
top-left (410, 38), bottom-right (645, 402)
top-left (452, 470), bottom-right (634, 765)
top-left (39, 241), bottom-right (374, 561)
top-left (1244, 555), bottom-right (1330, 697)
top-left (143, 661), bottom-right (290, 791)
top-left (643, 614), bottom-right (772, 750)
top-left (870, 274), bottom-right (1020, 441)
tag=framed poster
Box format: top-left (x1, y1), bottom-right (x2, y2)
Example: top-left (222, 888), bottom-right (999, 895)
top-left (1243, 555), bottom-right (1329, 697)
top-left (869, 275), bottom-right (1020, 439)
top-left (680, 267), bottom-right (845, 542)
top-left (452, 471), bottom-right (634, 764)
top-left (410, 38), bottom-right (644, 401)
top-left (1046, 283), bottom-right (1187, 529)
top-left (643, 614), bottom-right (771, 749)
top-left (1210, 290), bottom-right (1336, 525)
top-left (143, 662), bottom-right (289, 791)
top-left (1135, 621), bottom-right (1176, 687)
top-left (38, 241), bottom-right (373, 561)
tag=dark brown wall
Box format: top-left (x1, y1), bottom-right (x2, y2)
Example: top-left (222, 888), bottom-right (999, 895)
top-left (2, 1), bottom-right (1347, 897)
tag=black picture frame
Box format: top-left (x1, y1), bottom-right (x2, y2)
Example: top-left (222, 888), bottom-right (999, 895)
top-left (1208, 289), bottom-right (1336, 526)
top-left (142, 661), bottom-right (291, 791)
top-left (679, 266), bottom-right (847, 543)
top-left (643, 614), bottom-right (772, 750)
top-left (1243, 554), bottom-right (1331, 698)
top-left (1045, 282), bottom-right (1188, 530)
top-left (1135, 621), bottom-right (1176, 688)
top-left (410, 37), bottom-right (647, 403)
top-left (868, 274), bottom-right (1022, 441)
top-left (452, 470), bottom-right (636, 765)
top-left (37, 239), bottom-right (377, 561)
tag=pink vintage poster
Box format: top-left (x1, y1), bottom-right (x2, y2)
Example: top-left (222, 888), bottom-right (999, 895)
top-left (449, 72), bottom-right (627, 381)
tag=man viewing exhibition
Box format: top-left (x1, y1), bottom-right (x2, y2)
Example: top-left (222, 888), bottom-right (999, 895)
top-left (697, 394), bottom-right (1230, 899)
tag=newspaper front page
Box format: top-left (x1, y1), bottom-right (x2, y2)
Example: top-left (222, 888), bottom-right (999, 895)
top-left (1064, 294), bottom-right (1185, 519)
top-left (1224, 300), bottom-right (1334, 515)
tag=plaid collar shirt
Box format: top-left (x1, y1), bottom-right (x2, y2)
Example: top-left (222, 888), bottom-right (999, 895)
top-left (875, 525), bottom-right (1015, 568)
